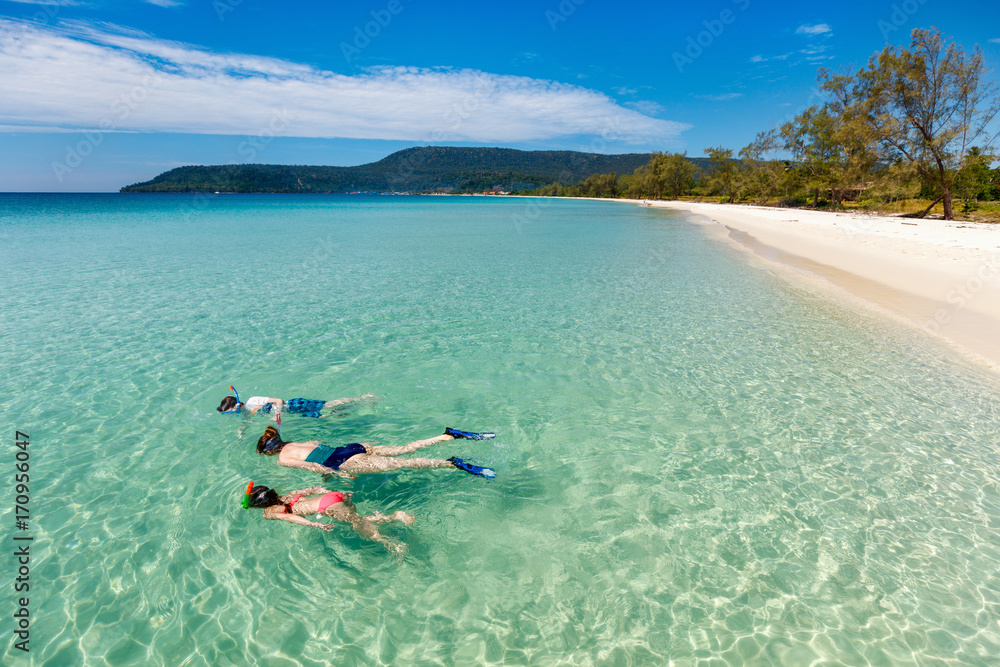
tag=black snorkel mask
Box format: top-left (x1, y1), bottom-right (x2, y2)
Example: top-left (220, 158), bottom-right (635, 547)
top-left (243, 484), bottom-right (277, 509)
top-left (261, 435), bottom-right (283, 454)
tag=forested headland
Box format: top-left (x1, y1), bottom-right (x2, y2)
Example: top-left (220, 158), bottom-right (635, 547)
top-left (120, 147), bottom-right (654, 195)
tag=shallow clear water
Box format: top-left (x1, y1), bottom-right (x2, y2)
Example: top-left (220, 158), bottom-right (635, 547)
top-left (2, 193), bottom-right (1000, 665)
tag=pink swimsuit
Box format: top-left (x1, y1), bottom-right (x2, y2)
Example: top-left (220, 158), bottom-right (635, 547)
top-left (284, 492), bottom-right (345, 513)
top-left (317, 492), bottom-right (345, 512)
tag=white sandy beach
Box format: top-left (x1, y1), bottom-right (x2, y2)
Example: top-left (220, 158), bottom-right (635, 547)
top-left (630, 200), bottom-right (1000, 370)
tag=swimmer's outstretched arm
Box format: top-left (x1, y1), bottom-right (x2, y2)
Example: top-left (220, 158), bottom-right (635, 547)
top-left (263, 507), bottom-right (332, 531)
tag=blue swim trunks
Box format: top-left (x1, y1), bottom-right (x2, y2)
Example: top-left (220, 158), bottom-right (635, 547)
top-left (304, 443), bottom-right (366, 470)
top-left (284, 398), bottom-right (326, 418)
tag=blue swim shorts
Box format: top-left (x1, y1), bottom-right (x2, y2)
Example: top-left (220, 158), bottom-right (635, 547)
top-left (284, 398), bottom-right (326, 418)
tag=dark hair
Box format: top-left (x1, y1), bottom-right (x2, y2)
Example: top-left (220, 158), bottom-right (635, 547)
top-left (256, 426), bottom-right (285, 455)
top-left (217, 396), bottom-right (239, 412)
top-left (248, 485), bottom-right (282, 508)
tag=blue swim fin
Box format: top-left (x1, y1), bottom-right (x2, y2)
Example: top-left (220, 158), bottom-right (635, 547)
top-left (445, 427), bottom-right (496, 440)
top-left (448, 457), bottom-right (496, 479)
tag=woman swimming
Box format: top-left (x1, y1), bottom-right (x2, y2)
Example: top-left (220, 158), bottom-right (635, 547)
top-left (218, 387), bottom-right (375, 418)
top-left (243, 483), bottom-right (415, 555)
top-left (255, 426), bottom-right (496, 479)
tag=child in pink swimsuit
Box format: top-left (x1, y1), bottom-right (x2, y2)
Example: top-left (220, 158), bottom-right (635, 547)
top-left (244, 484), bottom-right (415, 555)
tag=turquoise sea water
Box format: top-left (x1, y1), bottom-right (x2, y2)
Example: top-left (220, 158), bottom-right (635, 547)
top-left (2, 193), bottom-right (1000, 665)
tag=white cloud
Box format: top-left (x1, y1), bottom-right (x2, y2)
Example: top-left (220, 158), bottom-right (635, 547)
top-left (695, 93), bottom-right (742, 102)
top-left (0, 20), bottom-right (687, 144)
top-left (796, 23), bottom-right (832, 36)
top-left (625, 100), bottom-right (664, 116)
top-left (991, 38), bottom-right (1000, 44)
top-left (3, 0), bottom-right (85, 4)
top-left (750, 55), bottom-right (765, 63)
top-left (145, 0), bottom-right (184, 7)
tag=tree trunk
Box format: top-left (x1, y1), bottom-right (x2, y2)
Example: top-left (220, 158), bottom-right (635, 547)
top-left (913, 196), bottom-right (943, 218)
top-left (813, 189), bottom-right (819, 207)
top-left (942, 186), bottom-right (954, 220)
top-left (934, 155), bottom-right (954, 220)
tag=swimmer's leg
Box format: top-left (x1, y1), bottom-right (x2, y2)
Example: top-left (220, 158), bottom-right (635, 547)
top-left (322, 394), bottom-right (376, 410)
top-left (368, 511), bottom-right (416, 526)
top-left (339, 455), bottom-right (454, 474)
top-left (351, 517), bottom-right (408, 555)
top-left (368, 434), bottom-right (454, 457)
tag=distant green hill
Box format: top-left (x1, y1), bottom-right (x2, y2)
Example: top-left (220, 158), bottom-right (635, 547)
top-left (120, 146), bottom-right (663, 193)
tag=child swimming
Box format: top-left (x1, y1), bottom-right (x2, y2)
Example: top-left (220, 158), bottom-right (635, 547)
top-left (243, 482), bottom-right (415, 555)
top-left (218, 386), bottom-right (375, 418)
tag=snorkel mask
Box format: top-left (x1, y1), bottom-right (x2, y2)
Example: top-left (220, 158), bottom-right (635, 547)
top-left (240, 481), bottom-right (254, 509)
top-left (261, 434), bottom-right (283, 454)
top-left (258, 414), bottom-right (283, 454)
top-left (222, 385), bottom-right (242, 414)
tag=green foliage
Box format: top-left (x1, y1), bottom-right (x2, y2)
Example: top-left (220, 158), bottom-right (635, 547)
top-left (131, 29), bottom-right (999, 222)
top-left (837, 28), bottom-right (1000, 219)
top-left (955, 147), bottom-right (998, 204)
top-left (780, 105), bottom-right (841, 206)
top-left (737, 131), bottom-right (786, 204)
top-left (576, 172), bottom-right (622, 197)
top-left (704, 146), bottom-right (738, 202)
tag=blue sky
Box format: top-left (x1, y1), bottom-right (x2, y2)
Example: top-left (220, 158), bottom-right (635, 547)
top-left (1, 0), bottom-right (998, 192)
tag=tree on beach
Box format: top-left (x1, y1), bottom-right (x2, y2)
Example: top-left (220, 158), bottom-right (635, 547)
top-left (578, 172), bottom-right (621, 197)
top-left (817, 68), bottom-right (882, 207)
top-left (780, 106), bottom-right (842, 207)
top-left (841, 28), bottom-right (1000, 220)
top-left (954, 147), bottom-right (998, 210)
top-left (625, 152), bottom-right (665, 199)
top-left (704, 146), bottom-right (739, 202)
top-left (663, 152), bottom-right (697, 199)
top-left (738, 130), bottom-right (783, 204)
